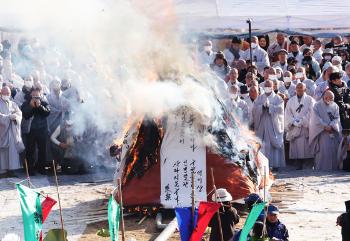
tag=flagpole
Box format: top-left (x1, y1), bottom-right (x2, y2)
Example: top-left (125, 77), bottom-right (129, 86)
top-left (210, 168), bottom-right (224, 241)
top-left (263, 167), bottom-right (267, 238)
top-left (52, 160), bottom-right (66, 241)
top-left (118, 178), bottom-right (126, 241)
top-left (24, 158), bottom-right (31, 188)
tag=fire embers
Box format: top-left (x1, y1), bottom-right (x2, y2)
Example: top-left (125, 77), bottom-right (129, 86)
top-left (122, 117), bottom-right (164, 184)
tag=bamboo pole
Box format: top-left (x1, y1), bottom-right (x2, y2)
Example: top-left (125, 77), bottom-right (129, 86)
top-left (24, 158), bottom-right (31, 188)
top-left (191, 171), bottom-right (195, 219)
top-left (52, 160), bottom-right (66, 241)
top-left (210, 168), bottom-right (224, 241)
top-left (118, 178), bottom-right (125, 241)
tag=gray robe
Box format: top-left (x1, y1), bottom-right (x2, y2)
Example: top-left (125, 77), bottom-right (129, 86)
top-left (309, 100), bottom-right (342, 171)
top-left (285, 94), bottom-right (315, 159)
top-left (253, 92), bottom-right (286, 168)
top-left (0, 99), bottom-right (23, 173)
top-left (47, 91), bottom-right (69, 134)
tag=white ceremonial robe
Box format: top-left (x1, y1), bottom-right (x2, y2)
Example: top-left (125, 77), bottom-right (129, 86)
top-left (244, 96), bottom-right (255, 127)
top-left (0, 99), bottom-right (23, 173)
top-left (223, 48), bottom-right (244, 65)
top-left (285, 94), bottom-right (315, 159)
top-left (198, 50), bottom-right (215, 66)
top-left (225, 97), bottom-right (249, 124)
top-left (309, 100), bottom-right (342, 171)
top-left (243, 47), bottom-right (270, 74)
top-left (252, 92), bottom-right (285, 168)
top-left (279, 83), bottom-right (296, 99)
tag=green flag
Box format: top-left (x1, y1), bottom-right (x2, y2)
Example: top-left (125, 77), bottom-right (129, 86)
top-left (239, 202), bottom-right (266, 241)
top-left (108, 195), bottom-right (120, 241)
top-left (16, 184), bottom-right (43, 241)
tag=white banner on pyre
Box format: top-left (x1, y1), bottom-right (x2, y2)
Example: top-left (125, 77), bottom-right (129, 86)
top-left (160, 107), bottom-right (207, 208)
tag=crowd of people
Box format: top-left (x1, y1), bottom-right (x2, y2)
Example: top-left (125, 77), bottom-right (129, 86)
top-left (0, 38), bottom-right (85, 177)
top-left (198, 33), bottom-right (350, 172)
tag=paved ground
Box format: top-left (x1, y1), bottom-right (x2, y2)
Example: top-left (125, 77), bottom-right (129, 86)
top-left (0, 168), bottom-right (349, 240)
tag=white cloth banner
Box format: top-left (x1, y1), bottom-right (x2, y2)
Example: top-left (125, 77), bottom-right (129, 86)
top-left (160, 107), bottom-right (207, 208)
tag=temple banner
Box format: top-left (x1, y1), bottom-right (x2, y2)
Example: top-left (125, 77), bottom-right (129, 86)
top-left (160, 107), bottom-right (207, 208)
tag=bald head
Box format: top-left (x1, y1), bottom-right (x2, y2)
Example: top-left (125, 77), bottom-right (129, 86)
top-left (264, 80), bottom-right (273, 88)
top-left (249, 86), bottom-right (259, 100)
top-left (1, 86), bottom-right (10, 96)
top-left (296, 82), bottom-right (306, 97)
top-left (1, 86), bottom-right (11, 101)
top-left (323, 90), bottom-right (334, 104)
top-left (251, 36), bottom-right (258, 44)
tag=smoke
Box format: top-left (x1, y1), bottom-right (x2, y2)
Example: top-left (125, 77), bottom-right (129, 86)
top-left (3, 0), bottom-right (254, 166)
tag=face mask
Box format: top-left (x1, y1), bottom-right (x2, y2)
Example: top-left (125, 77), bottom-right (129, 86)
top-left (251, 43), bottom-right (258, 49)
top-left (1, 95), bottom-right (10, 101)
top-left (284, 77), bottom-right (292, 83)
top-left (303, 56), bottom-right (312, 62)
top-left (295, 72), bottom-right (304, 79)
top-left (264, 87), bottom-right (272, 94)
top-left (324, 55), bottom-right (332, 60)
top-left (24, 80), bottom-right (33, 88)
top-left (277, 72), bottom-right (282, 79)
top-left (204, 46), bottom-right (212, 52)
top-left (241, 93), bottom-right (249, 99)
top-left (269, 74), bottom-right (277, 80)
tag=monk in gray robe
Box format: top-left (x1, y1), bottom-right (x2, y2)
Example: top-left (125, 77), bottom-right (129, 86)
top-left (309, 90), bottom-right (342, 171)
top-left (0, 86), bottom-right (23, 175)
top-left (285, 83), bottom-right (315, 169)
top-left (253, 80), bottom-right (285, 169)
top-left (47, 78), bottom-right (69, 134)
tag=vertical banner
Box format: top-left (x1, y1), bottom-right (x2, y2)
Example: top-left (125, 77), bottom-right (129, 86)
top-left (160, 107), bottom-right (207, 208)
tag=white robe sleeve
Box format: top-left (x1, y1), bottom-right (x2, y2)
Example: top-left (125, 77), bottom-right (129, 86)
top-left (50, 125), bottom-right (61, 146)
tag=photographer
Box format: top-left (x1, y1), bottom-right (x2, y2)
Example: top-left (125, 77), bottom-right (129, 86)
top-left (328, 72), bottom-right (350, 130)
top-left (21, 87), bottom-right (50, 175)
top-left (301, 48), bottom-right (321, 80)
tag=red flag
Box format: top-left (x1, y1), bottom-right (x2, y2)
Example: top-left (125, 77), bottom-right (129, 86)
top-left (41, 196), bottom-right (57, 223)
top-left (189, 201), bottom-right (221, 241)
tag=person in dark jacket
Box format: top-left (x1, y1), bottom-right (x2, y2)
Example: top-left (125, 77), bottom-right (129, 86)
top-left (328, 72), bottom-right (350, 130)
top-left (337, 200), bottom-right (350, 241)
top-left (21, 88), bottom-right (50, 174)
top-left (266, 205), bottom-right (289, 241)
top-left (209, 188), bottom-right (240, 241)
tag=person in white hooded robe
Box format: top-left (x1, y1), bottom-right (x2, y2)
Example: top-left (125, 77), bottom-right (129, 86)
top-left (243, 36), bottom-right (270, 75)
top-left (279, 71), bottom-right (296, 100)
top-left (285, 83), bottom-right (315, 169)
top-left (225, 85), bottom-right (249, 123)
top-left (309, 90), bottom-right (342, 171)
top-left (0, 86), bottom-right (23, 175)
top-left (252, 80), bottom-right (285, 170)
top-left (47, 77), bottom-right (69, 135)
top-left (294, 67), bottom-right (315, 97)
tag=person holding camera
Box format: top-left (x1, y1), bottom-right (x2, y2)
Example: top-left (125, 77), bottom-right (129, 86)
top-left (301, 48), bottom-right (321, 80)
top-left (21, 87), bottom-right (50, 175)
top-left (328, 72), bottom-right (350, 130)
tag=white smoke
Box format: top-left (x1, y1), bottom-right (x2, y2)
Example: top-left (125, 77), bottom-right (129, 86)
top-left (1, 0), bottom-right (252, 164)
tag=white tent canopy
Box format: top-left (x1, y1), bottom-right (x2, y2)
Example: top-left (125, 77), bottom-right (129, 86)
top-left (174, 0), bottom-right (350, 32)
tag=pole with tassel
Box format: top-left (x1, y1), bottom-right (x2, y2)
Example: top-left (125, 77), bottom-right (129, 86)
top-left (210, 168), bottom-right (224, 241)
top-left (118, 178), bottom-right (126, 241)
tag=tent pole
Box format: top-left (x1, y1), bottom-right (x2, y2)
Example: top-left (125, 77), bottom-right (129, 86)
top-left (246, 19), bottom-right (253, 74)
top-left (210, 168), bottom-right (224, 241)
